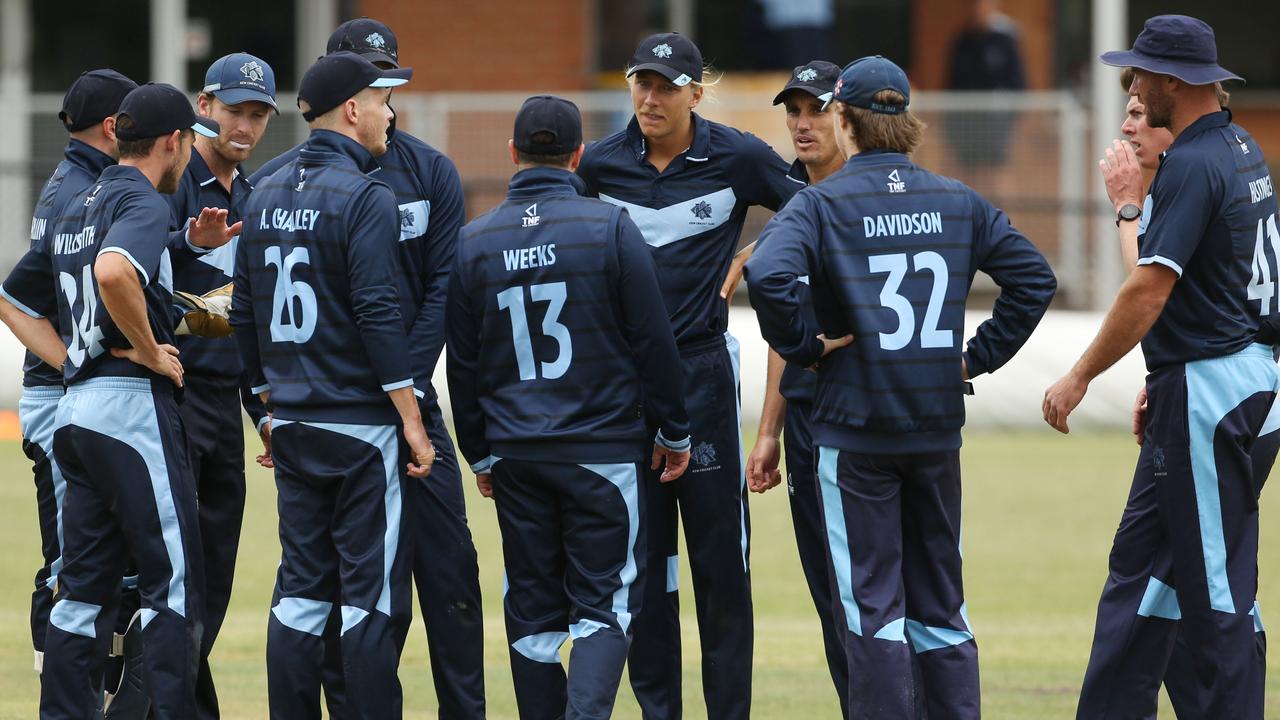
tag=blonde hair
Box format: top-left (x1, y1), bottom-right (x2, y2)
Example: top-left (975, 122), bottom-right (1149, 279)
top-left (1120, 66), bottom-right (1231, 107)
top-left (625, 64), bottom-right (722, 102)
top-left (837, 91), bottom-right (925, 155)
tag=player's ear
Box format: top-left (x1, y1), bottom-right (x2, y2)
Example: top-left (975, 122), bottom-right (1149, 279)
top-left (345, 97), bottom-right (360, 126)
top-left (568, 143), bottom-right (585, 172)
top-left (101, 115), bottom-right (117, 143)
top-left (508, 139), bottom-right (519, 167)
top-left (689, 84), bottom-right (703, 109)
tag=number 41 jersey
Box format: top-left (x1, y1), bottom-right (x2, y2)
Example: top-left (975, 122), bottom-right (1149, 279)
top-left (3, 165), bottom-right (177, 386)
top-left (231, 131), bottom-right (412, 426)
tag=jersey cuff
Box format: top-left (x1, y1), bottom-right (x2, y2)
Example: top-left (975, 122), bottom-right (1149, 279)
top-left (98, 247), bottom-right (151, 286)
top-left (1136, 255), bottom-right (1183, 277)
top-left (470, 455), bottom-right (501, 474)
top-left (655, 430), bottom-right (691, 452)
top-left (413, 387), bottom-right (425, 399)
top-left (250, 383), bottom-right (271, 395)
top-left (0, 287), bottom-right (45, 318)
top-left (381, 379), bottom-right (414, 392)
top-left (256, 416), bottom-right (270, 433)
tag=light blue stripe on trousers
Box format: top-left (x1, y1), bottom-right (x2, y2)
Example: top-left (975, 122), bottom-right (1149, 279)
top-left (20, 385), bottom-right (66, 588)
top-left (1185, 343), bottom-right (1280, 613)
top-left (817, 446), bottom-right (862, 636)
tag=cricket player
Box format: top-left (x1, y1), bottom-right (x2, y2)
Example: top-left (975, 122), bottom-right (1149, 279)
top-left (447, 94), bottom-right (691, 720)
top-left (250, 19), bottom-right (484, 716)
top-left (733, 60), bottom-right (850, 715)
top-left (163, 50), bottom-right (276, 720)
top-left (746, 56), bottom-right (1056, 718)
top-left (1044, 15), bottom-right (1280, 719)
top-left (0, 82), bottom-right (224, 720)
top-left (576, 31), bottom-right (802, 718)
top-left (230, 51), bottom-right (433, 720)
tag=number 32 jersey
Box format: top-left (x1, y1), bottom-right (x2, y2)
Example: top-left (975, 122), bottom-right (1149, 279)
top-left (231, 130), bottom-right (412, 425)
top-left (1137, 110), bottom-right (1280, 370)
top-left (3, 164), bottom-right (177, 386)
top-left (744, 149), bottom-right (1057, 454)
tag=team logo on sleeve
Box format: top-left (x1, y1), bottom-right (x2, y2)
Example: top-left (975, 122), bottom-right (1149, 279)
top-left (691, 201), bottom-right (713, 220)
top-left (652, 43), bottom-right (673, 58)
top-left (240, 61), bottom-right (265, 83)
top-left (797, 68), bottom-right (818, 82)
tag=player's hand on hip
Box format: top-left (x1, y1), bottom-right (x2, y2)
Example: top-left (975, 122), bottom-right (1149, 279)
top-left (1042, 372), bottom-right (1089, 434)
top-left (403, 420), bottom-right (435, 478)
top-left (652, 445), bottom-right (691, 483)
top-left (747, 434), bottom-right (782, 493)
top-left (1132, 385), bottom-right (1149, 446)
top-left (1100, 139), bottom-right (1143, 211)
top-left (475, 473), bottom-right (494, 499)
top-left (111, 343), bottom-right (183, 387)
top-left (188, 207), bottom-right (243, 250)
top-left (719, 242), bottom-right (755, 301)
top-left (807, 333), bottom-right (854, 371)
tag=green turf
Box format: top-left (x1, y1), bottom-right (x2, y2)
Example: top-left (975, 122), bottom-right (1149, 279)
top-left (0, 429), bottom-right (1277, 718)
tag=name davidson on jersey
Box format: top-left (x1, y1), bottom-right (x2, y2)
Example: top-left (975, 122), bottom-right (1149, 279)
top-left (863, 211), bottom-right (944, 238)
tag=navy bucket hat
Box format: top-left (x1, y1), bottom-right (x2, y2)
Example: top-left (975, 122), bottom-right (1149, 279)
top-left (1099, 14), bottom-right (1242, 85)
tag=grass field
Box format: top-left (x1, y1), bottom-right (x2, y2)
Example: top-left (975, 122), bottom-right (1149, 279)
top-left (1, 429), bottom-right (1278, 718)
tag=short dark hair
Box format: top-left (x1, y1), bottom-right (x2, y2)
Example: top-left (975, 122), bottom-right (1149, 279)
top-left (516, 131), bottom-right (574, 167)
top-left (115, 115), bottom-right (190, 159)
top-left (1121, 66), bottom-right (1230, 107)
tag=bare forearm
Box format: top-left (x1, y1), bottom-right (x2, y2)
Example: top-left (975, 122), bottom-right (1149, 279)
top-left (1072, 273), bottom-right (1169, 381)
top-left (758, 349), bottom-right (787, 438)
top-left (0, 300), bottom-right (65, 370)
top-left (387, 386), bottom-right (423, 427)
top-left (1119, 221), bottom-right (1139, 273)
top-left (96, 260), bottom-right (159, 354)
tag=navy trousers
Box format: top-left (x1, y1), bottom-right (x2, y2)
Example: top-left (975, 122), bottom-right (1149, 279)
top-left (319, 398), bottom-right (485, 719)
top-left (815, 446), bottom-right (978, 720)
top-left (629, 333), bottom-right (753, 720)
top-left (783, 401), bottom-right (850, 716)
top-left (21, 384), bottom-right (67, 662)
top-left (492, 458), bottom-right (645, 720)
top-left (1077, 344), bottom-right (1280, 719)
top-left (178, 374), bottom-right (248, 720)
top-left (42, 378), bottom-right (204, 720)
top-left (266, 420), bottom-right (412, 720)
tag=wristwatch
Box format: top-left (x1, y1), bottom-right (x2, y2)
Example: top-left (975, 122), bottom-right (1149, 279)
top-left (1116, 203), bottom-right (1142, 226)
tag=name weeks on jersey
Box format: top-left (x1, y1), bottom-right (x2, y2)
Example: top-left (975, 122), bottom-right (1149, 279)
top-left (503, 243), bottom-right (557, 272)
top-left (1250, 175), bottom-right (1274, 204)
top-left (258, 207), bottom-right (321, 233)
top-left (53, 225), bottom-right (96, 255)
top-left (863, 211), bottom-right (943, 238)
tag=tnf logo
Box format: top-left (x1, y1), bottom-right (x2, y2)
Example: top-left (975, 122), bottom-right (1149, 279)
top-left (522, 203), bottom-right (540, 228)
top-left (886, 169), bottom-right (906, 193)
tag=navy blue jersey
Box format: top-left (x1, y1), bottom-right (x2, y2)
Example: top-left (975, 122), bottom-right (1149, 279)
top-left (251, 130), bottom-right (464, 401)
top-left (777, 160), bottom-right (817, 405)
top-left (577, 114), bottom-right (801, 351)
top-left (2, 140), bottom-right (115, 387)
top-left (5, 165), bottom-right (179, 385)
top-left (164, 147), bottom-right (253, 377)
top-left (446, 167), bottom-right (690, 467)
top-left (1136, 110), bottom-right (1280, 370)
top-left (230, 130), bottom-right (412, 425)
top-left (745, 150), bottom-right (1056, 453)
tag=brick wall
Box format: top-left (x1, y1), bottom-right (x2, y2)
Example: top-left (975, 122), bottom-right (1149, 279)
top-left (356, 0), bottom-right (593, 91)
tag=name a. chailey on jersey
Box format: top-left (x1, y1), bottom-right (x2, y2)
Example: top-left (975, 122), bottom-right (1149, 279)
top-left (863, 211), bottom-right (944, 238)
top-left (258, 207), bottom-right (321, 233)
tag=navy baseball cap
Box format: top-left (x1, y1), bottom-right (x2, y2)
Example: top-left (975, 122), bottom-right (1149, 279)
top-left (59, 69), bottom-right (138, 132)
top-left (297, 51), bottom-right (411, 122)
top-left (773, 60), bottom-right (841, 106)
top-left (115, 84), bottom-right (218, 141)
top-left (327, 17), bottom-right (400, 67)
top-left (513, 96), bottom-right (582, 156)
top-left (1100, 15), bottom-right (1242, 85)
top-left (824, 55), bottom-right (910, 114)
top-left (202, 52), bottom-right (278, 110)
top-left (627, 32), bottom-right (702, 87)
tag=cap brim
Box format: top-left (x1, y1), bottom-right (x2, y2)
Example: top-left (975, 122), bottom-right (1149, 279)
top-left (357, 50), bottom-right (400, 68)
top-left (1099, 49), bottom-right (1243, 84)
top-left (627, 62), bottom-right (693, 86)
top-left (192, 119), bottom-right (220, 138)
top-left (370, 66), bottom-right (412, 88)
top-left (773, 84), bottom-right (833, 106)
top-left (212, 87), bottom-right (279, 110)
